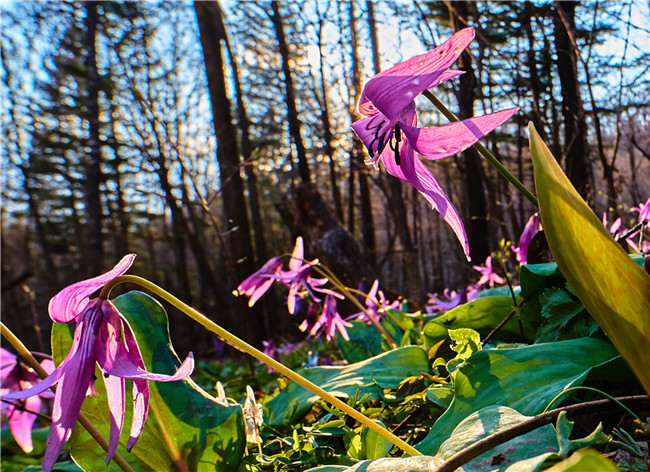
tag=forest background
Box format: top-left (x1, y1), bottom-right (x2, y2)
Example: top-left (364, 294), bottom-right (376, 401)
top-left (2, 0), bottom-right (649, 358)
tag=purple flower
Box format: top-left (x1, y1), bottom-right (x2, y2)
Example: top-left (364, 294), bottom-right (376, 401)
top-left (426, 285), bottom-right (479, 314)
top-left (473, 256), bottom-right (505, 287)
top-left (351, 27), bottom-right (518, 260)
top-left (512, 213), bottom-right (543, 265)
top-left (308, 295), bottom-right (353, 342)
top-left (234, 256), bottom-right (283, 307)
top-left (347, 280), bottom-right (399, 323)
top-left (278, 237), bottom-right (342, 314)
top-left (1, 255), bottom-right (194, 471)
top-left (1, 349), bottom-right (54, 453)
top-left (602, 213), bottom-right (622, 237)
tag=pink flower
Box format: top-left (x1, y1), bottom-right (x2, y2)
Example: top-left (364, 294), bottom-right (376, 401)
top-left (426, 285), bottom-right (480, 313)
top-left (1, 348), bottom-right (54, 453)
top-left (304, 295), bottom-right (352, 342)
top-left (347, 280), bottom-right (399, 323)
top-left (234, 256), bottom-right (283, 307)
top-left (1, 255), bottom-right (194, 471)
top-left (512, 213), bottom-right (543, 265)
top-left (473, 256), bottom-right (505, 287)
top-left (277, 237), bottom-right (342, 314)
top-left (351, 27), bottom-right (518, 260)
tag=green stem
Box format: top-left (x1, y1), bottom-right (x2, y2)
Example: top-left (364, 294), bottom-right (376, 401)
top-left (543, 386), bottom-right (640, 421)
top-left (0, 323), bottom-right (136, 472)
top-left (422, 90), bottom-right (539, 208)
top-left (311, 265), bottom-right (399, 348)
top-left (100, 276), bottom-right (420, 456)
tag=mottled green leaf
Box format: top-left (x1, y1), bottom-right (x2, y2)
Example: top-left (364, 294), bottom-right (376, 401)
top-left (545, 449), bottom-right (619, 471)
top-left (265, 347), bottom-right (430, 425)
top-left (529, 124), bottom-right (650, 394)
top-left (416, 338), bottom-right (620, 454)
top-left (52, 291), bottom-right (245, 472)
top-left (423, 297), bottom-right (536, 347)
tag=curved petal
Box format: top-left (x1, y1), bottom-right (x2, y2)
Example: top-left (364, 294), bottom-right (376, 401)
top-left (48, 254), bottom-right (136, 323)
top-left (1, 368), bottom-right (61, 400)
top-left (102, 372), bottom-right (125, 465)
top-left (288, 237), bottom-right (305, 272)
top-left (381, 142), bottom-right (470, 260)
top-left (43, 311), bottom-right (101, 472)
top-left (400, 107), bottom-right (519, 160)
top-left (1, 348), bottom-right (17, 378)
top-left (361, 28), bottom-right (475, 118)
top-left (120, 318), bottom-right (150, 451)
top-left (8, 395), bottom-right (41, 453)
top-left (351, 113), bottom-right (396, 161)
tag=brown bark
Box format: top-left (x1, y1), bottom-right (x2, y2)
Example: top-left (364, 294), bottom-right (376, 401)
top-left (349, 0), bottom-right (377, 267)
top-left (269, 1), bottom-right (311, 183)
top-left (448, 1), bottom-right (491, 264)
top-left (84, 2), bottom-right (104, 274)
top-left (194, 0), bottom-right (264, 346)
top-left (365, 0), bottom-right (424, 303)
top-left (552, 0), bottom-right (592, 201)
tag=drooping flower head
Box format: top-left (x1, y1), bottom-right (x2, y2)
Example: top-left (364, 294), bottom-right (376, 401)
top-left (631, 198), bottom-right (650, 229)
top-left (233, 256), bottom-right (283, 307)
top-left (243, 385), bottom-right (263, 445)
top-left (0, 348), bottom-right (54, 453)
top-left (512, 213), bottom-right (543, 265)
top-left (276, 237), bottom-right (343, 314)
top-left (426, 285), bottom-right (480, 314)
top-left (351, 27), bottom-right (519, 260)
top-left (1, 255), bottom-right (194, 472)
top-left (473, 256), bottom-right (506, 288)
top-left (347, 280), bottom-right (400, 323)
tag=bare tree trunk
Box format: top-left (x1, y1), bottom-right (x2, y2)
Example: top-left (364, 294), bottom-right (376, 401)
top-left (84, 2), bottom-right (104, 274)
top-left (552, 0), bottom-right (592, 201)
top-left (448, 1), bottom-right (491, 264)
top-left (349, 0), bottom-right (377, 267)
top-left (315, 7), bottom-right (344, 222)
top-left (269, 1), bottom-right (311, 183)
top-left (194, 0), bottom-right (264, 346)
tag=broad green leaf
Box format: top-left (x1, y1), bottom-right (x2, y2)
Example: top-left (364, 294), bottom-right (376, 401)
top-left (52, 291), bottom-right (245, 472)
top-left (545, 449), bottom-right (619, 471)
top-left (347, 420), bottom-right (394, 460)
top-left (529, 123), bottom-right (650, 394)
top-left (336, 322), bottom-right (384, 364)
top-left (415, 337), bottom-right (620, 454)
top-left (423, 296), bottom-right (536, 347)
top-left (265, 346), bottom-right (430, 425)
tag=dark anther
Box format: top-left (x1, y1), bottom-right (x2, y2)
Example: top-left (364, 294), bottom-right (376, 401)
top-left (366, 119), bottom-right (386, 156)
top-left (103, 372), bottom-right (110, 378)
top-left (393, 125), bottom-right (402, 165)
top-left (91, 373), bottom-right (97, 381)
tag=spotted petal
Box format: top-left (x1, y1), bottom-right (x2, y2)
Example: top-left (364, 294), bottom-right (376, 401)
top-left (382, 141), bottom-right (470, 260)
top-left (48, 254), bottom-right (136, 323)
top-left (400, 107), bottom-right (519, 160)
top-left (359, 27), bottom-right (474, 118)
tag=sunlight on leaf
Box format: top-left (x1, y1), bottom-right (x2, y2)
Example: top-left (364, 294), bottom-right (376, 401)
top-left (529, 123), bottom-right (650, 394)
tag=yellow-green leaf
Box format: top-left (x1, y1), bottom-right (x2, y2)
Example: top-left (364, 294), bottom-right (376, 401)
top-left (528, 123), bottom-right (650, 394)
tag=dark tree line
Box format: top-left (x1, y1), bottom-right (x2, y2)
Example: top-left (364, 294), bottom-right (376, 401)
top-left (2, 0), bottom-right (649, 354)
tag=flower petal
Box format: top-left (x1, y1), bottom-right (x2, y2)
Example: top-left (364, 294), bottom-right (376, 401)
top-left (8, 395), bottom-right (41, 453)
top-left (43, 310), bottom-right (101, 472)
top-left (359, 28), bottom-right (475, 119)
top-left (400, 107), bottom-right (519, 160)
top-left (102, 372), bottom-right (125, 464)
top-left (382, 142), bottom-right (470, 260)
top-left (120, 319), bottom-right (150, 451)
top-left (289, 237), bottom-right (305, 272)
top-left (350, 112), bottom-right (397, 160)
top-left (48, 254), bottom-right (136, 323)
top-left (1, 367), bottom-right (61, 400)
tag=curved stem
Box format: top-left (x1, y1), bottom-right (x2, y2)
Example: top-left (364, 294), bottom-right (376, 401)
top-left (543, 386), bottom-right (640, 421)
top-left (0, 323), bottom-right (136, 472)
top-left (311, 265), bottom-right (398, 348)
top-left (434, 395), bottom-right (649, 472)
top-left (422, 90), bottom-right (539, 208)
top-left (101, 275), bottom-right (420, 457)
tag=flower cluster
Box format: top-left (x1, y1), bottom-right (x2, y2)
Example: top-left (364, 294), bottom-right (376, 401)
top-left (235, 237), bottom-right (349, 341)
top-left (1, 255), bottom-right (194, 471)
